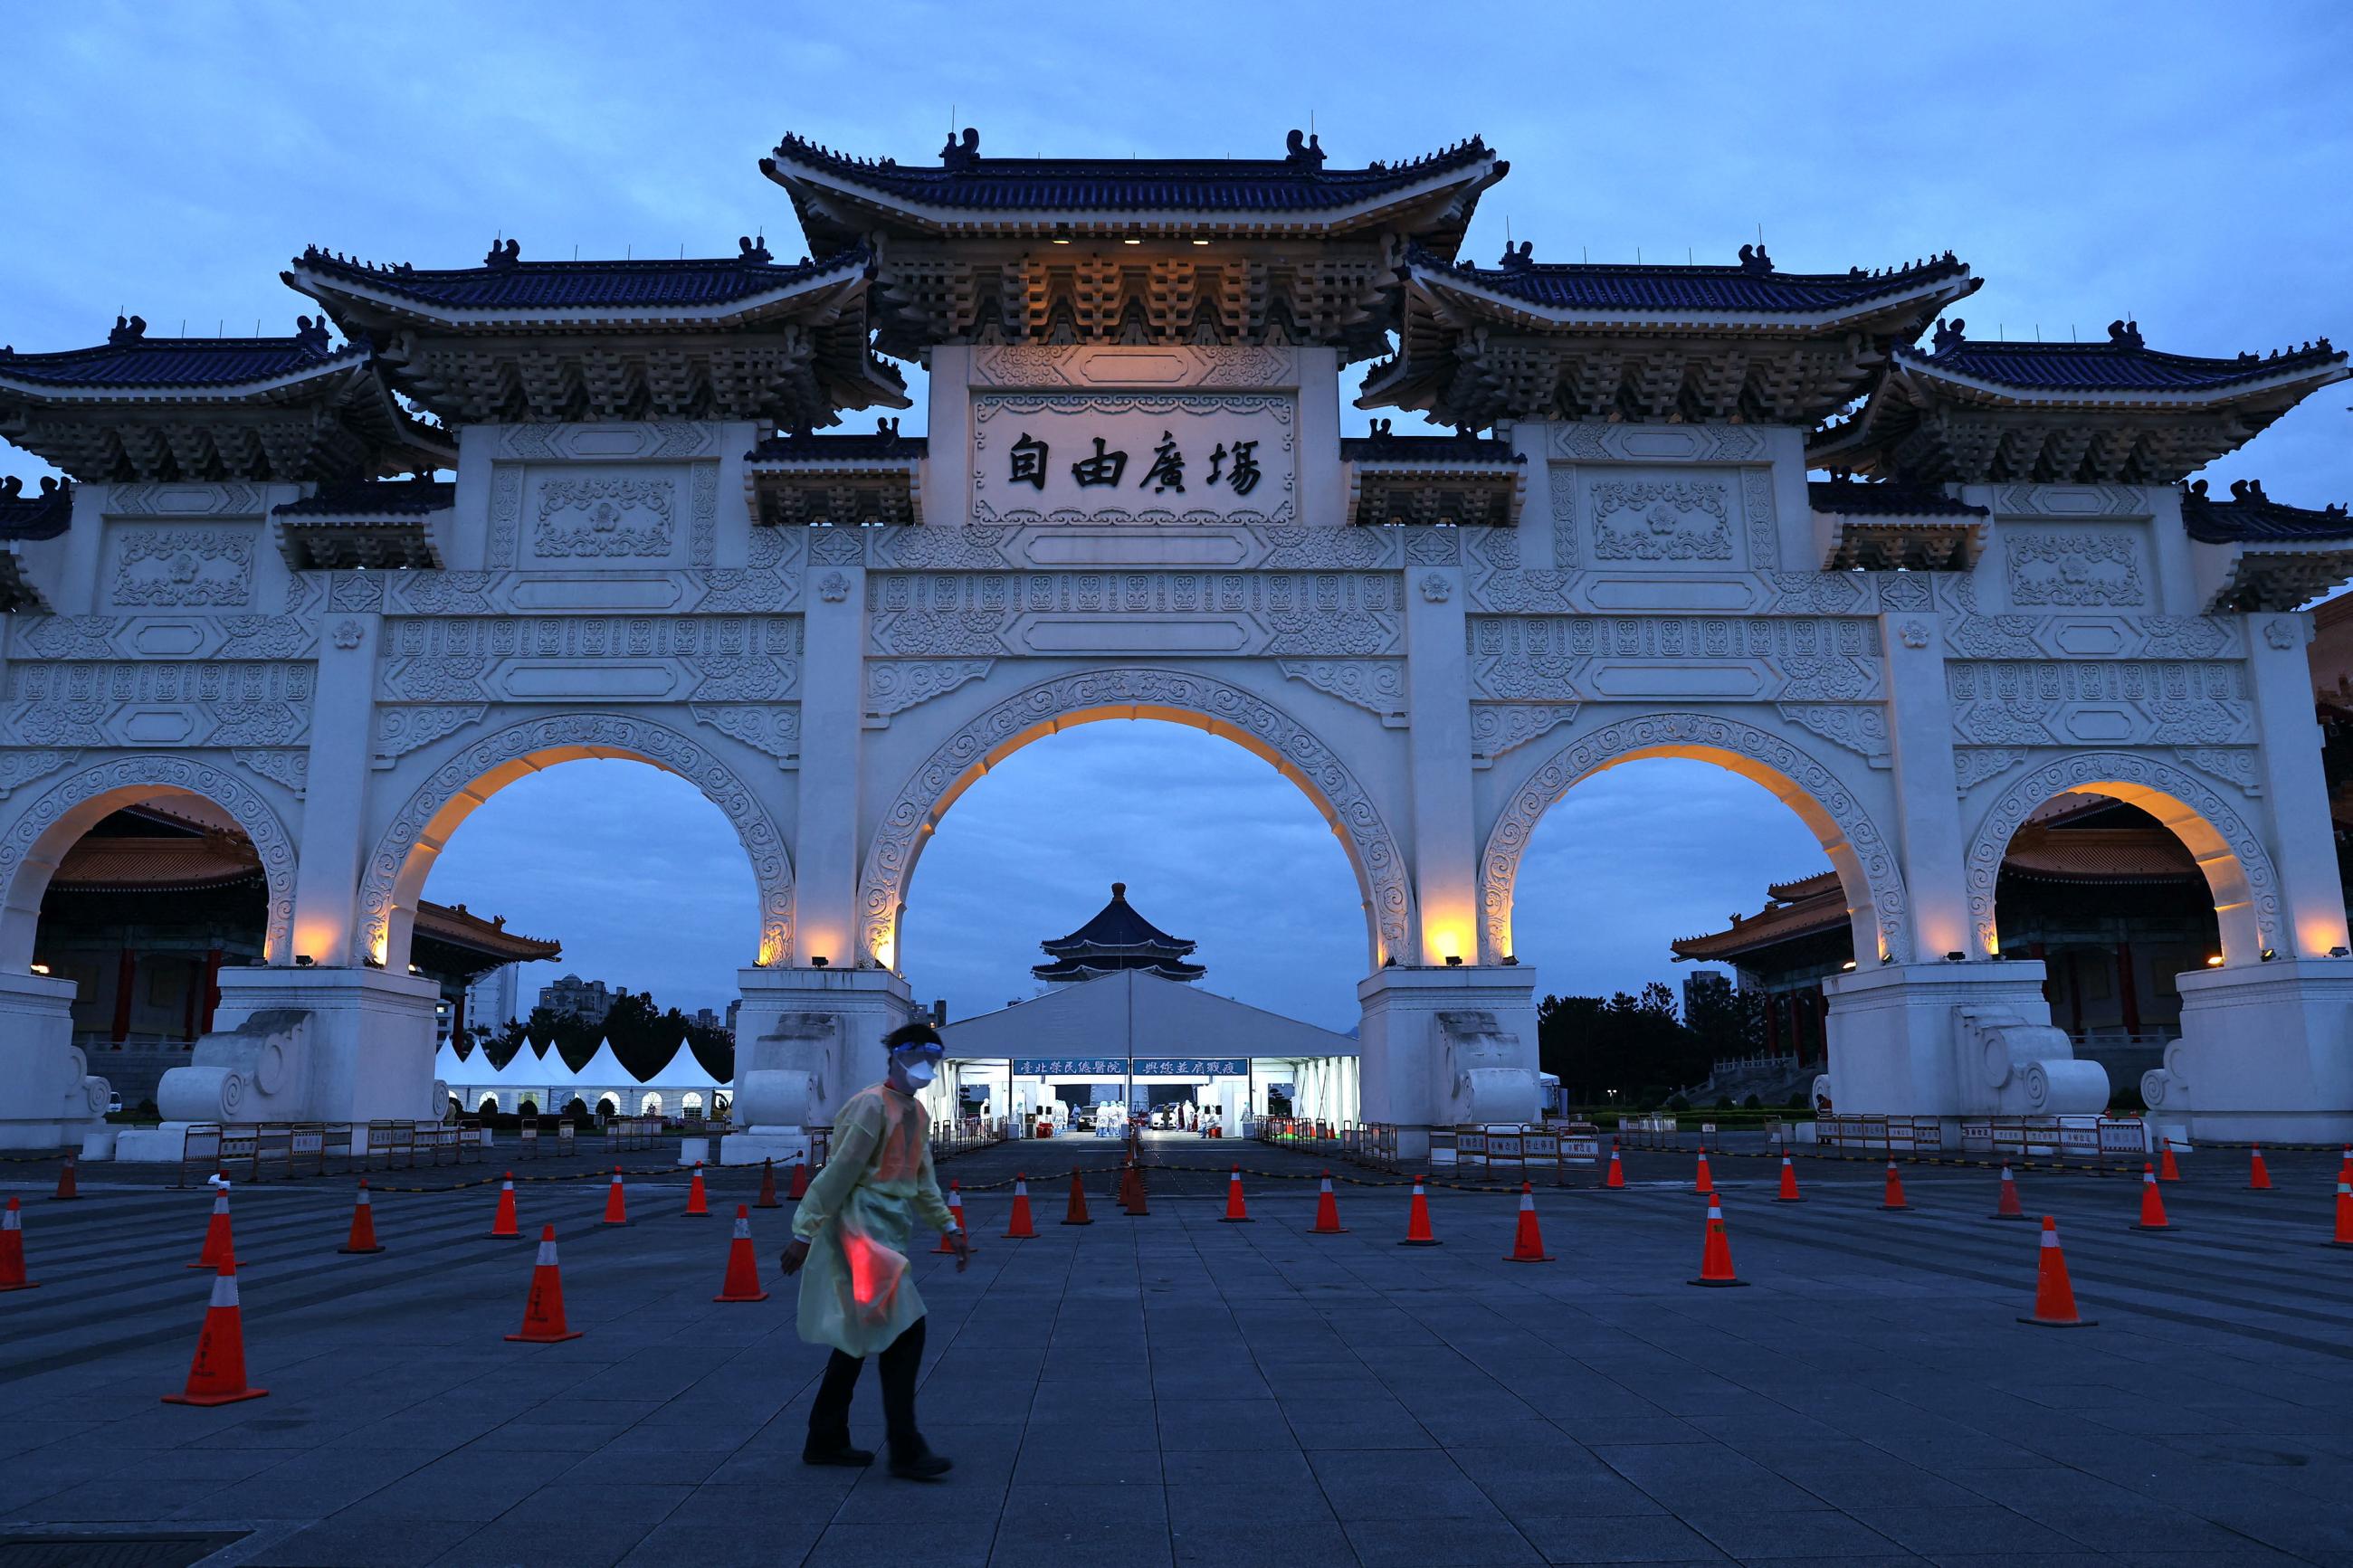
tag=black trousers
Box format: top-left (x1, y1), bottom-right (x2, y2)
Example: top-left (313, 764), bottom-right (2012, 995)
top-left (809, 1316), bottom-right (925, 1453)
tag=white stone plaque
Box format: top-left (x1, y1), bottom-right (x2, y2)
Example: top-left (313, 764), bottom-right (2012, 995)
top-left (971, 393), bottom-right (1295, 525)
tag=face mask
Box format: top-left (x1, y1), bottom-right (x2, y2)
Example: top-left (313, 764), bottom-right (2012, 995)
top-left (897, 1058), bottom-right (938, 1088)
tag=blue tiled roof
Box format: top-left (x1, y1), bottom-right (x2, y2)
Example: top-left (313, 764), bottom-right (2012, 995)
top-left (0, 476), bottom-right (71, 540)
top-left (768, 129), bottom-right (1496, 214)
top-left (0, 317), bottom-right (361, 389)
top-left (1040, 883), bottom-right (1196, 958)
top-left (2180, 480), bottom-right (2353, 545)
top-left (288, 240), bottom-right (870, 312)
top-left (273, 478), bottom-right (454, 518)
top-left (1418, 245), bottom-right (1970, 314)
top-left (1809, 480), bottom-right (1987, 518)
top-left (1905, 320), bottom-right (2342, 393)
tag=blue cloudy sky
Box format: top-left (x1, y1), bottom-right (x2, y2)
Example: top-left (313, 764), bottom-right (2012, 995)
top-left (5, 4), bottom-right (2347, 1027)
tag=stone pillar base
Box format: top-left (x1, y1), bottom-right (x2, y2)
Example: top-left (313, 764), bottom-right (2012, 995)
top-left (1822, 960), bottom-right (2107, 1119)
top-left (2150, 959), bottom-right (2353, 1142)
top-left (1356, 965), bottom-right (1541, 1161)
top-left (733, 965), bottom-right (915, 1128)
top-left (0, 970), bottom-right (109, 1152)
top-left (719, 1129), bottom-right (816, 1167)
top-left (157, 966), bottom-right (441, 1132)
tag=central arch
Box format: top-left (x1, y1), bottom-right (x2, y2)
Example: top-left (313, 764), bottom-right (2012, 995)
top-left (1479, 711), bottom-right (1913, 967)
top-left (857, 668), bottom-right (1415, 970)
top-left (357, 712), bottom-right (794, 970)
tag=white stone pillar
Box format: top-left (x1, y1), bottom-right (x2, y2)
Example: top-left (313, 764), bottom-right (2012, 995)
top-left (0, 971), bottom-right (106, 1152)
top-left (795, 562), bottom-right (866, 970)
top-left (1879, 610), bottom-right (1967, 962)
top-left (291, 609), bottom-right (381, 965)
top-left (1357, 966), bottom-right (1540, 1160)
top-left (1401, 562), bottom-right (1471, 965)
top-left (2245, 614), bottom-right (2350, 956)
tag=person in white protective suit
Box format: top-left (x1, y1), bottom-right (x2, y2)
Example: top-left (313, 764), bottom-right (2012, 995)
top-left (781, 1022), bottom-right (968, 1478)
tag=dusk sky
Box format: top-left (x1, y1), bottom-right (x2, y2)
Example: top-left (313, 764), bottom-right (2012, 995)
top-left (5, 5), bottom-right (2346, 1028)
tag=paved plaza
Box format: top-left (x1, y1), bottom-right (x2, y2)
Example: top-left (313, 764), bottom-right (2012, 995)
top-left (3, 1139), bottom-right (2352, 1567)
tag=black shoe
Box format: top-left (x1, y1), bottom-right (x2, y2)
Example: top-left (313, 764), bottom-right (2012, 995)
top-left (803, 1437), bottom-right (874, 1467)
top-left (889, 1445), bottom-right (953, 1480)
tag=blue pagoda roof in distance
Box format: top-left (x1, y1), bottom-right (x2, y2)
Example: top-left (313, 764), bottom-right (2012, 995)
top-left (1034, 881), bottom-right (1205, 984)
top-left (287, 237), bottom-right (871, 315)
top-left (2179, 479), bottom-right (2353, 545)
top-left (0, 315), bottom-right (364, 389)
top-left (1415, 242), bottom-right (1974, 317)
top-left (1899, 318), bottom-right (2344, 394)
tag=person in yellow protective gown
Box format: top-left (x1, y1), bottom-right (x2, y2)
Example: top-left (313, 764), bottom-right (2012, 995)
top-left (781, 1022), bottom-right (967, 1478)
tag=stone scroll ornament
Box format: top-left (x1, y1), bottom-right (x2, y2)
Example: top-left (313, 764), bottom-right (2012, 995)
top-left (1478, 712), bottom-right (1911, 966)
top-left (1962, 751), bottom-right (2281, 956)
top-left (357, 713), bottom-right (794, 965)
top-left (0, 756), bottom-right (297, 961)
top-left (858, 669), bottom-right (1415, 967)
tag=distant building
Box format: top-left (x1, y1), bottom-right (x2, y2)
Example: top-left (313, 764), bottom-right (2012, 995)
top-left (724, 997), bottom-right (741, 1035)
top-left (690, 1007), bottom-right (718, 1031)
top-left (1033, 882), bottom-right (1205, 986)
top-left (466, 963), bottom-right (519, 1032)
top-left (538, 974), bottom-right (614, 1022)
top-left (1681, 970), bottom-right (1733, 1016)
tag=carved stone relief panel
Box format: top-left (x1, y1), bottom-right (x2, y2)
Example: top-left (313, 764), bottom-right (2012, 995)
top-left (1584, 470), bottom-right (1734, 563)
top-left (866, 572), bottom-right (1400, 659)
top-left (495, 423), bottom-right (721, 461)
top-left (970, 345), bottom-right (1298, 390)
top-left (2005, 527), bottom-right (2146, 608)
top-left (1279, 660), bottom-right (1407, 723)
top-left (1548, 462), bottom-right (1577, 567)
top-left (690, 704), bottom-right (801, 768)
top-left (108, 524), bottom-right (257, 609)
top-left (7, 660), bottom-right (312, 747)
top-left (1946, 660), bottom-right (2249, 747)
top-left (378, 616), bottom-right (800, 704)
top-left (374, 705), bottom-right (491, 765)
top-left (1777, 704), bottom-right (1891, 767)
top-left (528, 469), bottom-right (684, 564)
top-left (1548, 423), bottom-right (1767, 462)
top-left (1470, 702), bottom-right (1581, 765)
top-left (1468, 615), bottom-right (1881, 703)
top-left (865, 660), bottom-right (996, 719)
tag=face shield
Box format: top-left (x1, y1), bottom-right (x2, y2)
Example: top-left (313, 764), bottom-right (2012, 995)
top-left (890, 1040), bottom-right (945, 1088)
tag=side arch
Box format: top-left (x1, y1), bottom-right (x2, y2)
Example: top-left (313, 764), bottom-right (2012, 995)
top-left (1480, 711), bottom-right (1913, 966)
top-left (1964, 751), bottom-right (2281, 965)
top-left (0, 755), bottom-right (299, 970)
top-left (857, 667), bottom-right (1415, 970)
top-left (357, 712), bottom-right (793, 970)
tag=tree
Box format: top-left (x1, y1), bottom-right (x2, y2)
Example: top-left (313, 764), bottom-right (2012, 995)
top-left (1538, 981), bottom-right (1711, 1105)
top-left (1684, 980), bottom-right (1767, 1062)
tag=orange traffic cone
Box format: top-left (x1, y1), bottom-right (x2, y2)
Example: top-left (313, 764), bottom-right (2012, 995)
top-left (683, 1162), bottom-right (710, 1217)
top-left (0, 1196), bottom-right (35, 1290)
top-left (506, 1225), bottom-right (584, 1343)
top-left (1879, 1159), bottom-right (1911, 1212)
top-left (163, 1255), bottom-right (267, 1405)
top-left (936, 1181), bottom-right (968, 1252)
top-left (756, 1157), bottom-right (781, 1209)
top-left (488, 1173), bottom-right (520, 1239)
top-left (2247, 1145), bottom-right (2272, 1192)
top-left (2331, 1180), bottom-right (2352, 1248)
top-left (1310, 1171), bottom-right (1348, 1234)
top-left (1126, 1164), bottom-right (1149, 1217)
top-left (2131, 1163), bottom-right (2172, 1231)
top-left (1694, 1151), bottom-right (1714, 1195)
top-left (1005, 1174), bottom-right (1037, 1239)
top-left (1504, 1182), bottom-right (1553, 1262)
top-left (602, 1167), bottom-right (629, 1226)
top-left (1691, 1195), bottom-right (1745, 1287)
top-left (1992, 1164), bottom-right (2026, 1221)
top-left (1117, 1159), bottom-right (1138, 1212)
top-left (2339, 1146), bottom-right (2350, 1186)
top-left (713, 1205), bottom-right (768, 1302)
top-left (52, 1155), bottom-right (79, 1202)
top-left (2018, 1215), bottom-right (2094, 1326)
top-left (1400, 1175), bottom-right (1441, 1246)
top-left (2158, 1140), bottom-right (2183, 1182)
top-left (188, 1182), bottom-right (234, 1269)
top-left (1775, 1155), bottom-right (1804, 1203)
top-left (1062, 1168), bottom-right (1092, 1226)
top-left (338, 1179), bottom-right (385, 1255)
top-left (1604, 1142), bottom-right (1625, 1191)
top-left (788, 1158), bottom-right (810, 1201)
top-left (1219, 1164), bottom-right (1253, 1223)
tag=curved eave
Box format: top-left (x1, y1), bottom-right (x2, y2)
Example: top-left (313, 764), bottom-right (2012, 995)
top-left (281, 259), bottom-right (874, 334)
top-left (1887, 351), bottom-right (2349, 410)
top-left (0, 347), bottom-right (379, 405)
top-left (1407, 267), bottom-right (1978, 337)
top-left (763, 155), bottom-right (1499, 242)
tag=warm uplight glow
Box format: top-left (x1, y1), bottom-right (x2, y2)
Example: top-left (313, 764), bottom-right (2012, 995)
top-left (28, 963), bottom-right (49, 975)
top-left (2206, 955), bottom-right (2225, 967)
top-left (1122, 237), bottom-right (1141, 245)
top-left (1840, 959), bottom-right (1857, 972)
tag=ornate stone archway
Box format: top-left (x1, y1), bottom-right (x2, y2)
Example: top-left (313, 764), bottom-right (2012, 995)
top-left (357, 712), bottom-right (795, 969)
top-left (0, 755), bottom-right (299, 969)
top-left (1478, 711), bottom-right (1912, 967)
top-left (1963, 751), bottom-right (2282, 963)
top-left (856, 667), bottom-right (1415, 970)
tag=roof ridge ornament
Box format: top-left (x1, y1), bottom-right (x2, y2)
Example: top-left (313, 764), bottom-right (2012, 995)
top-left (940, 127), bottom-right (979, 170)
top-left (2231, 478), bottom-right (2270, 503)
top-left (738, 233), bottom-right (772, 263)
top-left (1284, 128), bottom-right (1326, 169)
top-left (484, 237), bottom-right (521, 269)
top-left (2107, 318), bottom-right (2144, 349)
top-left (1499, 239), bottom-right (1534, 271)
top-left (1738, 242), bottom-right (1773, 275)
top-left (293, 315), bottom-right (332, 356)
top-left (1932, 317), bottom-right (1966, 354)
top-left (108, 314), bottom-right (147, 346)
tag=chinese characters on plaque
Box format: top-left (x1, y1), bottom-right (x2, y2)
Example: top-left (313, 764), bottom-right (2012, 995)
top-left (972, 394), bottom-right (1295, 525)
top-left (1008, 431), bottom-right (1263, 498)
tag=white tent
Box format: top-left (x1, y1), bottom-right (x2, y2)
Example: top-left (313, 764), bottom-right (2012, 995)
top-left (433, 1040), bottom-right (470, 1088)
top-left (569, 1038), bottom-right (642, 1115)
top-left (644, 1039), bottom-right (725, 1091)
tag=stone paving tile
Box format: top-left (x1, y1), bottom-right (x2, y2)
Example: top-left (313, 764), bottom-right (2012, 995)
top-left (245, 1515), bottom-right (482, 1567)
top-left (1511, 1512), bottom-right (1733, 1563)
top-left (430, 1517), bottom-right (660, 1568)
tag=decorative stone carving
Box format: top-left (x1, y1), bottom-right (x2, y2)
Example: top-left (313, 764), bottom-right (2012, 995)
top-left (1469, 703), bottom-right (1580, 763)
top-left (7, 661), bottom-right (312, 748)
top-left (374, 705), bottom-right (490, 764)
top-left (874, 525), bottom-right (1014, 569)
top-left (860, 669), bottom-right (1413, 965)
top-left (1946, 615), bottom-right (2043, 660)
top-left (0, 755), bottom-right (297, 959)
top-left (1278, 660), bottom-right (1406, 721)
top-left (808, 528), bottom-right (866, 565)
top-left (110, 527), bottom-right (253, 608)
top-left (215, 617), bottom-right (316, 660)
top-left (1952, 747), bottom-right (2028, 794)
top-left (689, 462), bottom-right (719, 568)
top-left (1589, 479), bottom-right (1732, 560)
top-left (486, 468), bottom-right (522, 567)
top-left (358, 713), bottom-right (793, 965)
top-left (1898, 621), bottom-right (1930, 650)
top-left (2264, 617), bottom-right (2301, 651)
top-left (159, 1008), bottom-right (314, 1125)
top-left (1481, 712), bottom-right (1910, 965)
top-left (16, 617), bottom-right (120, 660)
top-left (1964, 752), bottom-right (2281, 955)
top-left (534, 476), bottom-right (676, 558)
top-left (1548, 462), bottom-right (1577, 567)
top-left (866, 660), bottom-right (995, 718)
top-left (1994, 483), bottom-right (2143, 517)
top-left (378, 616), bottom-right (800, 704)
top-left (232, 748), bottom-right (310, 796)
top-left (1947, 660), bottom-right (2250, 747)
top-left (1404, 528), bottom-right (1460, 566)
top-left (866, 571), bottom-right (1400, 660)
top-left (493, 422), bottom-right (721, 461)
top-left (1876, 573), bottom-right (1932, 612)
top-left (2139, 617), bottom-right (2234, 659)
top-left (2006, 530), bottom-right (2144, 606)
top-left (1417, 572), bottom-right (1453, 603)
top-left (2175, 746), bottom-right (2262, 795)
top-left (1777, 704), bottom-right (1891, 767)
top-left (388, 572), bottom-right (496, 615)
top-left (0, 749), bottom-right (80, 800)
top-left (331, 620), bottom-right (364, 650)
top-left (1548, 423), bottom-right (1765, 462)
top-left (817, 572), bottom-right (852, 603)
top-left (103, 482), bottom-right (264, 516)
top-left (1768, 571), bottom-right (1874, 615)
top-left (690, 704), bottom-right (802, 768)
top-left (1259, 526), bottom-right (1396, 570)
top-left (329, 573), bottom-right (386, 613)
top-left (697, 569), bottom-right (798, 613)
top-left (1741, 468), bottom-right (1780, 568)
top-left (971, 344), bottom-right (1297, 389)
top-left (1469, 615), bottom-right (1879, 703)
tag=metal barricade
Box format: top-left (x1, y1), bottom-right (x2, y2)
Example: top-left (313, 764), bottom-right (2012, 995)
top-left (178, 1123), bottom-right (224, 1187)
top-left (219, 1124), bottom-right (259, 1174)
top-left (367, 1120), bottom-right (416, 1170)
top-left (289, 1123), bottom-right (328, 1177)
top-left (519, 1119), bottom-right (541, 1159)
top-left (555, 1121), bottom-right (576, 1157)
top-left (320, 1122), bottom-right (356, 1174)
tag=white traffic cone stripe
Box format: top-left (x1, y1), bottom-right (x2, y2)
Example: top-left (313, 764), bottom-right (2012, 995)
top-left (211, 1272), bottom-right (239, 1307)
top-left (213, 1195), bottom-right (229, 1214)
top-left (2042, 1228), bottom-right (2059, 1248)
top-left (536, 1238), bottom-right (558, 1266)
top-left (3, 1209), bottom-right (18, 1232)
top-left (732, 1215), bottom-right (750, 1239)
